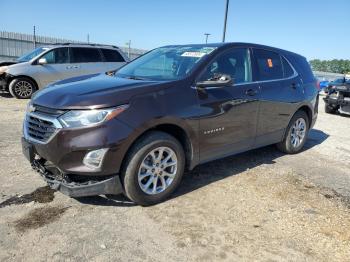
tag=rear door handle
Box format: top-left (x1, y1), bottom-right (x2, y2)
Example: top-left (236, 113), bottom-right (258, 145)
top-left (245, 89), bottom-right (258, 96)
top-left (291, 83), bottom-right (300, 89)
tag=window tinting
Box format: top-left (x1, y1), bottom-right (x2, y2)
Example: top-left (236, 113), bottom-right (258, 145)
top-left (282, 57), bottom-right (294, 78)
top-left (41, 48), bottom-right (69, 64)
top-left (71, 48), bottom-right (102, 63)
top-left (101, 49), bottom-right (125, 62)
top-left (200, 48), bottom-right (252, 84)
top-left (254, 49), bottom-right (283, 81)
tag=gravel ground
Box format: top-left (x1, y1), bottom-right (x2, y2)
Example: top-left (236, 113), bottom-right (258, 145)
top-left (0, 93), bottom-right (349, 261)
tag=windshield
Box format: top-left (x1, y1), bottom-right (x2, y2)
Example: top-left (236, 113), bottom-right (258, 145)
top-left (16, 47), bottom-right (49, 62)
top-left (116, 46), bottom-right (217, 81)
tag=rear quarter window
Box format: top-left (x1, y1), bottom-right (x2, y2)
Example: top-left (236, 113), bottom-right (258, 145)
top-left (285, 54), bottom-right (315, 83)
top-left (101, 49), bottom-right (125, 62)
top-left (71, 47), bottom-right (102, 63)
top-left (281, 56), bottom-right (295, 78)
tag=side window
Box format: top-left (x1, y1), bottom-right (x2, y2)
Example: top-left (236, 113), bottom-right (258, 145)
top-left (254, 49), bottom-right (283, 81)
top-left (199, 48), bottom-right (252, 84)
top-left (41, 48), bottom-right (69, 64)
top-left (282, 57), bottom-right (294, 78)
top-left (101, 49), bottom-right (125, 62)
top-left (71, 48), bottom-right (102, 63)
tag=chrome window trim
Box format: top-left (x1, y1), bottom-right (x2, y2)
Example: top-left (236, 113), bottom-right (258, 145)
top-left (193, 51), bottom-right (299, 89)
top-left (23, 112), bottom-right (62, 145)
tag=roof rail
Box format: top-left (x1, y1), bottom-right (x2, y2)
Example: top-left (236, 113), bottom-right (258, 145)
top-left (51, 43), bottom-right (119, 49)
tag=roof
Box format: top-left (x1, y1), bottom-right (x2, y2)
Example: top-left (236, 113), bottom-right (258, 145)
top-left (162, 42), bottom-right (303, 58)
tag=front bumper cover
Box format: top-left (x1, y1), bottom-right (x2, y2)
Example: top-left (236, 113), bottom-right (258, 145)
top-left (31, 159), bottom-right (123, 197)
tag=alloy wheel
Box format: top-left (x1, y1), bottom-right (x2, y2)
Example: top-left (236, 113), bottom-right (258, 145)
top-left (290, 118), bottom-right (306, 148)
top-left (14, 81), bottom-right (33, 98)
top-left (138, 146), bottom-right (178, 195)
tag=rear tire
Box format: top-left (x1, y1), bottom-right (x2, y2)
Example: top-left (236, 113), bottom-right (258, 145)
top-left (121, 131), bottom-right (185, 206)
top-left (9, 77), bottom-right (36, 99)
top-left (277, 110), bottom-right (309, 154)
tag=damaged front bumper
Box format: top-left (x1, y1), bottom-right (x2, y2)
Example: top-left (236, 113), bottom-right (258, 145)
top-left (0, 73), bottom-right (11, 91)
top-left (22, 136), bottom-right (124, 197)
top-left (31, 159), bottom-right (124, 197)
top-left (324, 95), bottom-right (350, 115)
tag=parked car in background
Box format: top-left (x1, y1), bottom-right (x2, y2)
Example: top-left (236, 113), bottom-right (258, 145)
top-left (325, 77), bottom-right (348, 93)
top-left (0, 44), bottom-right (128, 98)
top-left (324, 80), bottom-right (350, 115)
top-left (22, 42), bottom-right (319, 205)
top-left (319, 80), bottom-right (329, 90)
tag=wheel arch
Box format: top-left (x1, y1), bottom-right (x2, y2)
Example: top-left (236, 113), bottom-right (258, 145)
top-left (120, 122), bottom-right (197, 174)
top-left (296, 105), bottom-right (313, 128)
top-left (8, 75), bottom-right (39, 90)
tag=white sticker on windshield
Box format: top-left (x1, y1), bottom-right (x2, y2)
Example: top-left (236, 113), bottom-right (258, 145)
top-left (181, 52), bottom-right (206, 58)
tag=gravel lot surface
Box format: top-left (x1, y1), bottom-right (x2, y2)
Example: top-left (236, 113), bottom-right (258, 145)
top-left (0, 94), bottom-right (349, 261)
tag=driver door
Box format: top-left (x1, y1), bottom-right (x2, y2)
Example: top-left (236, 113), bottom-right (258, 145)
top-left (196, 48), bottom-right (260, 163)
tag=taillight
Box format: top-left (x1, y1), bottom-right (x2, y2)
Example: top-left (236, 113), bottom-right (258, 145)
top-left (316, 80), bottom-right (320, 90)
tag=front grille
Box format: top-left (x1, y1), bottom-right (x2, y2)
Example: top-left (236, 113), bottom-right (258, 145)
top-left (26, 115), bottom-right (57, 142)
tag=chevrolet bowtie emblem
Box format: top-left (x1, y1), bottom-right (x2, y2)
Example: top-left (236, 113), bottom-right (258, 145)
top-left (28, 105), bottom-right (36, 113)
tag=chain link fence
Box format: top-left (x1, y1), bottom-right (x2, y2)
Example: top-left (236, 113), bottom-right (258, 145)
top-left (0, 31), bottom-right (146, 61)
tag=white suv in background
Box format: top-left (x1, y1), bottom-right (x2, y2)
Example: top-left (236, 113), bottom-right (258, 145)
top-left (0, 43), bottom-right (129, 98)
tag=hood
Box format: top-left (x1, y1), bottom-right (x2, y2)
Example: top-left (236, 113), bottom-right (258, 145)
top-left (32, 73), bottom-right (172, 109)
top-left (0, 61), bottom-right (18, 67)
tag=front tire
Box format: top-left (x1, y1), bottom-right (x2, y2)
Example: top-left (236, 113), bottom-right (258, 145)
top-left (122, 131), bottom-right (185, 206)
top-left (9, 78), bottom-right (36, 99)
top-left (277, 111), bottom-right (309, 154)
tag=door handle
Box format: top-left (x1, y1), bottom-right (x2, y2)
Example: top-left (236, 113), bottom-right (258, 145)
top-left (245, 89), bottom-right (257, 96)
top-left (291, 83), bottom-right (300, 89)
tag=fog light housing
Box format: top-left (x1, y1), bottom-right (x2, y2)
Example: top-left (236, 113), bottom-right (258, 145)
top-left (83, 148), bottom-right (108, 170)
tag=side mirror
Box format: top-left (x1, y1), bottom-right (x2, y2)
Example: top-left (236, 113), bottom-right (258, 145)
top-left (196, 74), bottom-right (233, 89)
top-left (38, 58), bottom-right (47, 65)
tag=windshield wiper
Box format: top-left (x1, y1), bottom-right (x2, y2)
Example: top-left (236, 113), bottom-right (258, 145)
top-left (125, 75), bottom-right (150, 80)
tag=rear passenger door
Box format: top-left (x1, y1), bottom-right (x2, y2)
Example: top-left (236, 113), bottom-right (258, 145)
top-left (252, 48), bottom-right (303, 147)
top-left (70, 47), bottom-right (105, 76)
top-left (100, 48), bottom-right (126, 71)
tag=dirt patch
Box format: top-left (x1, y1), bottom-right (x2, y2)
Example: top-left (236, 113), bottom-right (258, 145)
top-left (0, 186), bottom-right (55, 208)
top-left (14, 206), bottom-right (69, 232)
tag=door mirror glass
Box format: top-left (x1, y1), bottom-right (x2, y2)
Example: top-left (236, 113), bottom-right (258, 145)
top-left (38, 58), bottom-right (47, 65)
top-left (196, 74), bottom-right (233, 88)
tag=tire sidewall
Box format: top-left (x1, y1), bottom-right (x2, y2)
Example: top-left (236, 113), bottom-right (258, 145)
top-left (284, 112), bottom-right (309, 153)
top-left (9, 78), bottom-right (36, 99)
top-left (123, 134), bottom-right (185, 205)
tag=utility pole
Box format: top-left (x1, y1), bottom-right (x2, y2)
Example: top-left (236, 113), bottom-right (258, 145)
top-left (87, 34), bottom-right (90, 44)
top-left (126, 40), bottom-right (131, 59)
top-left (33, 25), bottom-right (36, 48)
top-left (222, 0), bottom-right (230, 42)
top-left (204, 33), bottom-right (211, 44)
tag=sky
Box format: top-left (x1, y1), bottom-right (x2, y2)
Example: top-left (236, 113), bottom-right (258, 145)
top-left (0, 0), bottom-right (348, 60)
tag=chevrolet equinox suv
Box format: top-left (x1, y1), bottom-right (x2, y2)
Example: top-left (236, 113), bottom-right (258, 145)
top-left (22, 43), bottom-right (318, 206)
top-left (0, 43), bottom-right (128, 99)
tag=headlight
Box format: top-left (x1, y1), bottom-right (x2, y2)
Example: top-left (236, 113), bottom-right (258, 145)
top-left (58, 105), bottom-right (128, 128)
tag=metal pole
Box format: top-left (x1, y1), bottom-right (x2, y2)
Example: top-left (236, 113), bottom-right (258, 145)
top-left (87, 34), bottom-right (90, 44)
top-left (127, 40), bottom-right (131, 59)
top-left (222, 0), bottom-right (229, 42)
top-left (204, 33), bottom-right (211, 44)
top-left (33, 26), bottom-right (36, 48)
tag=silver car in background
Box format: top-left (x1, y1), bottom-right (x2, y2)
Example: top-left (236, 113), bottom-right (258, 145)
top-left (0, 43), bottom-right (128, 98)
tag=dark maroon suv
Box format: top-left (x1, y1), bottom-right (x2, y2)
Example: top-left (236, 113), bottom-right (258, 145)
top-left (22, 43), bottom-right (318, 205)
